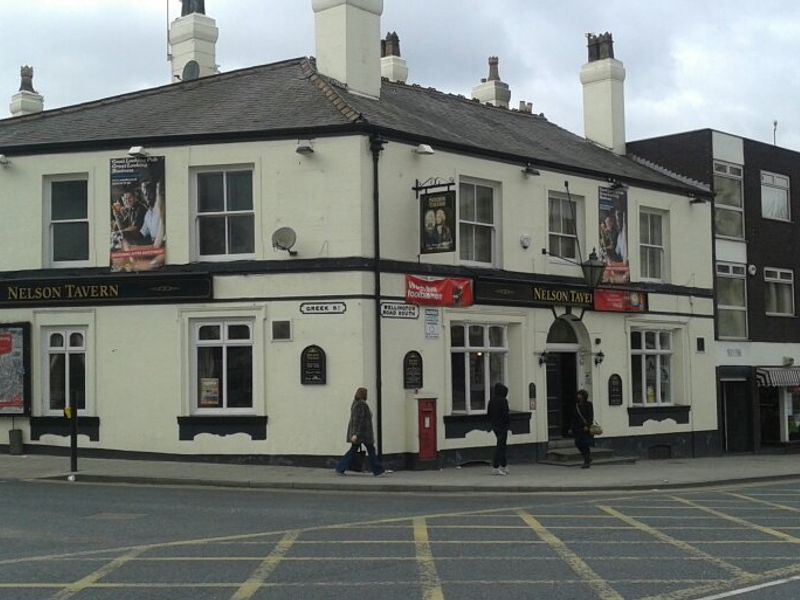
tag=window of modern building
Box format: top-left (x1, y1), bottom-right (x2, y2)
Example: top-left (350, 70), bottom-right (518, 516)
top-left (195, 169), bottom-right (255, 258)
top-left (716, 263), bottom-right (748, 339)
top-left (630, 330), bottom-right (672, 405)
top-left (713, 161), bottom-right (744, 239)
top-left (640, 210), bottom-right (666, 281)
top-left (450, 323), bottom-right (507, 414)
top-left (764, 268), bottom-right (794, 316)
top-left (192, 320), bottom-right (254, 412)
top-left (44, 329), bottom-right (87, 415)
top-left (459, 181), bottom-right (496, 265)
top-left (761, 171), bottom-right (791, 222)
top-left (548, 192), bottom-right (581, 261)
top-left (46, 177), bottom-right (89, 266)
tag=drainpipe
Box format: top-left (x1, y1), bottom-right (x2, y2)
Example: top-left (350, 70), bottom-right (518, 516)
top-left (370, 135), bottom-right (387, 456)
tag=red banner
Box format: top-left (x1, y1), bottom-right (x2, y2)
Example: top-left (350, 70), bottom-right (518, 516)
top-left (0, 333), bottom-right (11, 355)
top-left (594, 289), bottom-right (647, 313)
top-left (405, 276), bottom-right (473, 307)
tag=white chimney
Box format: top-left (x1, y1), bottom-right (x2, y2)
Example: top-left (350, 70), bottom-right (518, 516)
top-left (580, 32), bottom-right (626, 155)
top-left (312, 0), bottom-right (383, 98)
top-left (472, 57), bottom-right (511, 109)
top-left (10, 66), bottom-right (44, 117)
top-left (169, 1), bottom-right (219, 82)
top-left (381, 31), bottom-right (408, 83)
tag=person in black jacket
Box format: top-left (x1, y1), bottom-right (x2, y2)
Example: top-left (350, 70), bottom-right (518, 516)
top-left (487, 382), bottom-right (510, 475)
top-left (571, 389), bottom-right (595, 468)
top-left (335, 387), bottom-right (387, 476)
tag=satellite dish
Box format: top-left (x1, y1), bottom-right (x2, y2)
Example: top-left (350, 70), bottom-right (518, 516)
top-left (272, 227), bottom-right (298, 255)
top-left (182, 60), bottom-right (200, 81)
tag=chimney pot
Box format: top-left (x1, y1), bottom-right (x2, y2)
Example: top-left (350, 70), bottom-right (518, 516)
top-left (472, 56), bottom-right (511, 109)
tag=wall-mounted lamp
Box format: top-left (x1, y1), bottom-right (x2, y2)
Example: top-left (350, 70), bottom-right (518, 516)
top-left (128, 146), bottom-right (149, 158)
top-left (689, 193), bottom-right (707, 205)
top-left (522, 163), bottom-right (540, 177)
top-left (412, 143), bottom-right (435, 155)
top-left (0, 154), bottom-right (9, 166)
top-left (519, 234), bottom-right (532, 249)
top-left (594, 351), bottom-right (605, 366)
top-left (538, 351), bottom-right (550, 366)
top-left (607, 178), bottom-right (628, 191)
top-left (296, 139), bottom-right (315, 155)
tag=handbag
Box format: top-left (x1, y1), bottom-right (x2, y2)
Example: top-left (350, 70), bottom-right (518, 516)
top-left (577, 404), bottom-right (602, 436)
top-left (349, 446), bottom-right (367, 472)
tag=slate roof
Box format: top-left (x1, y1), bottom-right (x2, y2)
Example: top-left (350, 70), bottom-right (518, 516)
top-left (0, 57), bottom-right (703, 192)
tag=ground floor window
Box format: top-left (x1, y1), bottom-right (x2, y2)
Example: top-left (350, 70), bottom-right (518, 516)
top-left (192, 320), bottom-right (253, 413)
top-left (44, 328), bottom-right (86, 415)
top-left (630, 329), bottom-right (672, 405)
top-left (450, 323), bottom-right (507, 414)
top-left (789, 390), bottom-right (800, 441)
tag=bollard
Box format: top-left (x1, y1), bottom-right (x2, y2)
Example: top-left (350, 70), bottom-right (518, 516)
top-left (8, 429), bottom-right (23, 455)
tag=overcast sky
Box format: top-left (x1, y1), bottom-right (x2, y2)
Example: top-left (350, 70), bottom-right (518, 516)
top-left (2, 0), bottom-right (799, 151)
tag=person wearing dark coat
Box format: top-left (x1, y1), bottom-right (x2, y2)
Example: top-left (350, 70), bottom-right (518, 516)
top-left (487, 382), bottom-right (510, 475)
top-left (571, 389), bottom-right (595, 468)
top-left (335, 387), bottom-right (387, 476)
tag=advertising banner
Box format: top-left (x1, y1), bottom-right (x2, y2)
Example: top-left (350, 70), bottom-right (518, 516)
top-left (110, 156), bottom-right (166, 272)
top-left (0, 323), bottom-right (30, 415)
top-left (405, 275), bottom-right (473, 307)
top-left (594, 289), bottom-right (647, 313)
top-left (420, 190), bottom-right (456, 254)
top-left (598, 186), bottom-right (629, 284)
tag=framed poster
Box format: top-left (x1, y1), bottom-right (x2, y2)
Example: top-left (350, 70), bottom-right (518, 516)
top-left (420, 190), bottom-right (456, 254)
top-left (403, 351), bottom-right (423, 389)
top-left (301, 345), bottom-right (327, 385)
top-left (608, 373), bottom-right (623, 406)
top-left (0, 323), bottom-right (31, 416)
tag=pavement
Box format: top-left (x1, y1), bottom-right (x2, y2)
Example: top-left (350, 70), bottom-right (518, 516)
top-left (1, 451), bottom-right (799, 492)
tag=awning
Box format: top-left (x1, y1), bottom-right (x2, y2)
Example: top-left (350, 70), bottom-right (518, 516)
top-left (755, 367), bottom-right (800, 387)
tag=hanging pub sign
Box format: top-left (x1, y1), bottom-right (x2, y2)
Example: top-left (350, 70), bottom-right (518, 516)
top-left (594, 289), bottom-right (647, 313)
top-left (406, 275), bottom-right (473, 307)
top-left (420, 190), bottom-right (456, 254)
top-left (598, 185), bottom-right (629, 284)
top-left (301, 345), bottom-right (327, 385)
top-left (110, 156), bottom-right (166, 273)
top-left (0, 323), bottom-right (31, 416)
top-left (608, 373), bottom-right (623, 406)
top-left (403, 351), bottom-right (423, 389)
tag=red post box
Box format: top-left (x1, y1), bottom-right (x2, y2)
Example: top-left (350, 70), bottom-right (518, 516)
top-left (417, 398), bottom-right (437, 463)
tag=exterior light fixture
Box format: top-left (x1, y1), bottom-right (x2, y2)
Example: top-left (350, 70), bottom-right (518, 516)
top-left (128, 146), bottom-right (149, 158)
top-left (412, 144), bottom-right (435, 155)
top-left (594, 351), bottom-right (605, 366)
top-left (0, 154), bottom-right (9, 166)
top-left (522, 163), bottom-right (540, 176)
top-left (538, 351), bottom-right (550, 366)
top-left (296, 140), bottom-right (315, 155)
top-left (580, 248), bottom-right (605, 289)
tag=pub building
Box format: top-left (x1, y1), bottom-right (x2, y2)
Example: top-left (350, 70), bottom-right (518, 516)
top-left (0, 2), bottom-right (718, 467)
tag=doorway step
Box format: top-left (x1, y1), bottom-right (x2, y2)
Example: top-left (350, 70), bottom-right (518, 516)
top-left (539, 438), bottom-right (637, 467)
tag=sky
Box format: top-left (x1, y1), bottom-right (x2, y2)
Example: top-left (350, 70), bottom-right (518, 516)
top-left (1, 0), bottom-right (800, 151)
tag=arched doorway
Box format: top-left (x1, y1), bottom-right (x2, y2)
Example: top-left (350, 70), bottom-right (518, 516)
top-left (544, 318), bottom-right (584, 439)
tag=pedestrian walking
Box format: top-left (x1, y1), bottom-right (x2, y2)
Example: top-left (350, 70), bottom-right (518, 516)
top-left (335, 387), bottom-right (388, 476)
top-left (572, 389), bottom-right (595, 468)
top-left (487, 382), bottom-right (510, 475)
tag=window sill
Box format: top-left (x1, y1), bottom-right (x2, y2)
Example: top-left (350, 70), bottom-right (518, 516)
top-left (444, 411), bottom-right (531, 439)
top-left (30, 417), bottom-right (100, 441)
top-left (765, 313), bottom-right (797, 319)
top-left (177, 415), bottom-right (267, 441)
top-left (628, 405), bottom-right (690, 426)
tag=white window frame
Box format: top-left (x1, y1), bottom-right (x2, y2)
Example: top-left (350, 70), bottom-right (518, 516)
top-left (458, 179), bottom-right (498, 267)
top-left (716, 262), bottom-right (748, 339)
top-left (191, 319), bottom-right (255, 415)
top-left (45, 174), bottom-right (91, 268)
top-left (639, 209), bottom-right (666, 282)
top-left (764, 267), bottom-right (795, 317)
top-left (42, 327), bottom-right (89, 416)
top-left (713, 161), bottom-right (745, 239)
top-left (449, 323), bottom-right (507, 415)
top-left (192, 165), bottom-right (256, 261)
top-left (630, 329), bottom-right (673, 406)
top-left (548, 191), bottom-right (583, 263)
top-left (761, 171), bottom-right (791, 222)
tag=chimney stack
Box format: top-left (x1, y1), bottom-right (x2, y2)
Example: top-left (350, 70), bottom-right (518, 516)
top-left (169, 0), bottom-right (219, 82)
top-left (472, 56), bottom-right (511, 109)
top-left (381, 31), bottom-right (408, 83)
top-left (313, 0), bottom-right (384, 98)
top-left (580, 32), bottom-right (626, 154)
top-left (10, 66), bottom-right (44, 117)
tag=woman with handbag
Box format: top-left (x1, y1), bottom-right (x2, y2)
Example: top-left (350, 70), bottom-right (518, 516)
top-left (571, 389), bottom-right (597, 469)
top-left (335, 387), bottom-right (387, 476)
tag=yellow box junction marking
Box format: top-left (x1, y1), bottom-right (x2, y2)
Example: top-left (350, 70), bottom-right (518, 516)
top-left (413, 517), bottom-right (445, 600)
top-left (726, 492), bottom-right (800, 514)
top-left (51, 546), bottom-right (147, 600)
top-left (230, 530), bottom-right (299, 600)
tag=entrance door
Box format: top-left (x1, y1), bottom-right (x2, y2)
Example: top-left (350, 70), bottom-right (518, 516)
top-left (546, 353), bottom-right (577, 439)
top-left (722, 381), bottom-right (753, 452)
top-left (759, 387), bottom-right (781, 445)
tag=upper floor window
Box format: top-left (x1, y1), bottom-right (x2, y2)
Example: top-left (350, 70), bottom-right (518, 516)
top-left (761, 171), bottom-right (790, 222)
top-left (630, 330), bottom-right (672, 405)
top-left (44, 329), bottom-right (87, 415)
top-left (713, 161), bottom-right (744, 239)
top-left (195, 169), bottom-right (255, 259)
top-left (450, 323), bottom-right (507, 414)
top-left (764, 267), bottom-right (794, 317)
top-left (192, 320), bottom-right (254, 413)
top-left (47, 177), bottom-right (89, 267)
top-left (639, 210), bottom-right (665, 281)
top-left (548, 192), bottom-right (581, 261)
top-left (716, 263), bottom-right (748, 339)
top-left (459, 181), bottom-right (496, 265)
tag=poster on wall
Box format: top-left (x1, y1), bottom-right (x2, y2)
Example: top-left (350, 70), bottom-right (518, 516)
top-left (0, 323), bottom-right (30, 415)
top-left (420, 190), bottom-right (456, 254)
top-left (598, 186), bottom-right (629, 284)
top-left (110, 156), bottom-right (166, 272)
